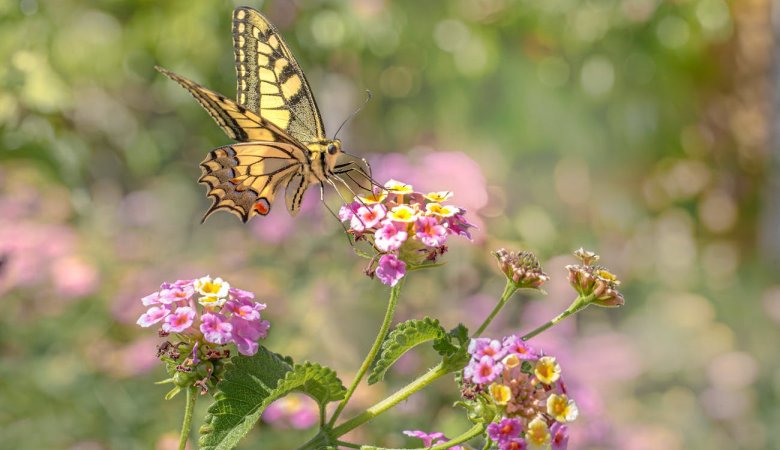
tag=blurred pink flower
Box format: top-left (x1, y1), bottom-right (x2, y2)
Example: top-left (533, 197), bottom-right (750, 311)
top-left (51, 256), bottom-right (99, 299)
top-left (262, 393), bottom-right (319, 429)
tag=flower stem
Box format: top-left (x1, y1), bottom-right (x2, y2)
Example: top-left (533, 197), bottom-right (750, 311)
top-left (427, 423), bottom-right (485, 449)
top-left (328, 280), bottom-right (404, 427)
top-left (521, 294), bottom-right (592, 341)
top-left (473, 282), bottom-right (517, 338)
top-left (331, 362), bottom-right (449, 438)
top-left (178, 386), bottom-right (197, 450)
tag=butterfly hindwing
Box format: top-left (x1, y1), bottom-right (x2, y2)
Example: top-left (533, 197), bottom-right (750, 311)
top-left (199, 142), bottom-right (308, 222)
top-left (233, 7), bottom-right (326, 143)
top-left (156, 66), bottom-right (297, 144)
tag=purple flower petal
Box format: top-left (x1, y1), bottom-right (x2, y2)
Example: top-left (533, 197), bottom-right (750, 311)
top-left (375, 254), bottom-right (406, 286)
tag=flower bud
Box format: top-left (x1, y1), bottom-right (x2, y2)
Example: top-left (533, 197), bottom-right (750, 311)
top-left (566, 249), bottom-right (625, 307)
top-left (493, 248), bottom-right (549, 290)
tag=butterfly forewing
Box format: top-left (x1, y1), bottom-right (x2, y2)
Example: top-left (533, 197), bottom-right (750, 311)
top-left (233, 7), bottom-right (326, 143)
top-left (199, 142), bottom-right (307, 222)
top-left (156, 66), bottom-right (298, 145)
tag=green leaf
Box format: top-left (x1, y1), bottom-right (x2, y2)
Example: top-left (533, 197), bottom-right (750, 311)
top-left (433, 323), bottom-right (471, 371)
top-left (199, 347), bottom-right (346, 450)
top-left (368, 317), bottom-right (446, 385)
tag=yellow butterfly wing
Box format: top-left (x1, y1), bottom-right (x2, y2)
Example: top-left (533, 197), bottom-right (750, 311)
top-left (156, 66), bottom-right (300, 144)
top-left (199, 142), bottom-right (310, 222)
top-left (233, 7), bottom-right (326, 143)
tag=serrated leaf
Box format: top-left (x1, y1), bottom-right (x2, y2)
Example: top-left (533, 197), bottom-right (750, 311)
top-left (199, 346), bottom-right (346, 450)
top-left (368, 317), bottom-right (446, 385)
top-left (434, 323), bottom-right (471, 371)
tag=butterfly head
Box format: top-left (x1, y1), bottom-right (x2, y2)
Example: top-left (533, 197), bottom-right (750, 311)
top-left (326, 140), bottom-right (341, 157)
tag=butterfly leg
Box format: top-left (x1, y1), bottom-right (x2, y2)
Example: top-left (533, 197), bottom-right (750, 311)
top-left (333, 162), bottom-right (383, 191)
top-left (325, 177), bottom-right (372, 231)
top-left (319, 181), bottom-right (355, 246)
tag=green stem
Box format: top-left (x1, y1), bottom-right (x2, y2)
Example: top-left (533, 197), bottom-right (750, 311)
top-left (521, 294), bottom-right (593, 341)
top-left (427, 423), bottom-right (485, 449)
top-left (328, 280), bottom-right (404, 427)
top-left (177, 387), bottom-right (196, 450)
top-left (473, 282), bottom-right (518, 338)
top-left (331, 362), bottom-right (449, 438)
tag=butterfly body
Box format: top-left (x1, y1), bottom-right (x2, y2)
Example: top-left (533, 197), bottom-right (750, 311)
top-left (157, 7), bottom-right (368, 223)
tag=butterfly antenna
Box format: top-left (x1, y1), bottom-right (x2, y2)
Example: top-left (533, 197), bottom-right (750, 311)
top-left (333, 90), bottom-right (372, 140)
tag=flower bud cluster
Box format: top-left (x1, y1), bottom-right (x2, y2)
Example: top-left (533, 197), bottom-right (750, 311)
top-left (566, 248), bottom-right (624, 307)
top-left (462, 335), bottom-right (577, 450)
top-left (339, 179), bottom-right (474, 286)
top-left (494, 248), bottom-right (549, 290)
top-left (137, 276), bottom-right (270, 395)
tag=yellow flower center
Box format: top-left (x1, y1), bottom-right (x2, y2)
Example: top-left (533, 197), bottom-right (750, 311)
top-left (595, 269), bottom-right (619, 284)
top-left (387, 205), bottom-right (417, 222)
top-left (384, 179), bottom-right (414, 194)
top-left (357, 190), bottom-right (388, 204)
top-left (423, 191), bottom-right (453, 202)
top-left (489, 383), bottom-right (512, 405)
top-left (425, 202), bottom-right (458, 217)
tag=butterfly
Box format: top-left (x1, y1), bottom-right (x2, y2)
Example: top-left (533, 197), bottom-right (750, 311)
top-left (157, 6), bottom-right (372, 223)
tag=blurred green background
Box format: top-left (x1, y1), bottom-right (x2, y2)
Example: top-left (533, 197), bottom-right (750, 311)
top-left (1, 0), bottom-right (778, 448)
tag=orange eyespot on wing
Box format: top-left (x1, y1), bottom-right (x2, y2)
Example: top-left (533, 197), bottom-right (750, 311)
top-left (198, 142), bottom-right (308, 222)
top-left (253, 199), bottom-right (270, 215)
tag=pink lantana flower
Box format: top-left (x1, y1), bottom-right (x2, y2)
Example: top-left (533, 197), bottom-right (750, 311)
top-left (340, 179), bottom-right (473, 286)
top-left (488, 418), bottom-right (523, 444)
top-left (200, 313), bottom-right (233, 345)
top-left (502, 335), bottom-right (538, 360)
top-left (338, 201), bottom-right (360, 221)
top-left (462, 333), bottom-right (580, 450)
top-left (351, 204), bottom-right (386, 232)
top-left (162, 306), bottom-right (195, 333)
top-left (137, 305), bottom-right (170, 327)
top-left (230, 316), bottom-right (270, 356)
top-left (550, 423), bottom-right (569, 450)
top-left (467, 355), bottom-right (503, 384)
top-left (138, 276), bottom-right (272, 397)
top-left (263, 394), bottom-right (319, 429)
top-left (375, 254), bottom-right (406, 287)
top-left (403, 430), bottom-right (463, 450)
top-left (158, 280), bottom-right (195, 304)
top-left (469, 338), bottom-right (507, 361)
top-left (374, 220), bottom-right (408, 252)
top-left (500, 438), bottom-right (528, 450)
top-left (224, 296), bottom-right (266, 321)
top-left (414, 216), bottom-right (448, 247)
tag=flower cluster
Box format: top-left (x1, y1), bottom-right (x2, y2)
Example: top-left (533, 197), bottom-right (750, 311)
top-left (339, 179), bottom-right (474, 286)
top-left (462, 335), bottom-right (577, 450)
top-left (494, 248), bottom-right (550, 290)
top-left (403, 430), bottom-right (463, 450)
top-left (137, 276), bottom-right (270, 395)
top-left (566, 248), bottom-right (624, 307)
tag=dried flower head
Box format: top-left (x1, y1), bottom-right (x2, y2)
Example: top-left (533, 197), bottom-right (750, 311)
top-left (493, 249), bottom-right (549, 290)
